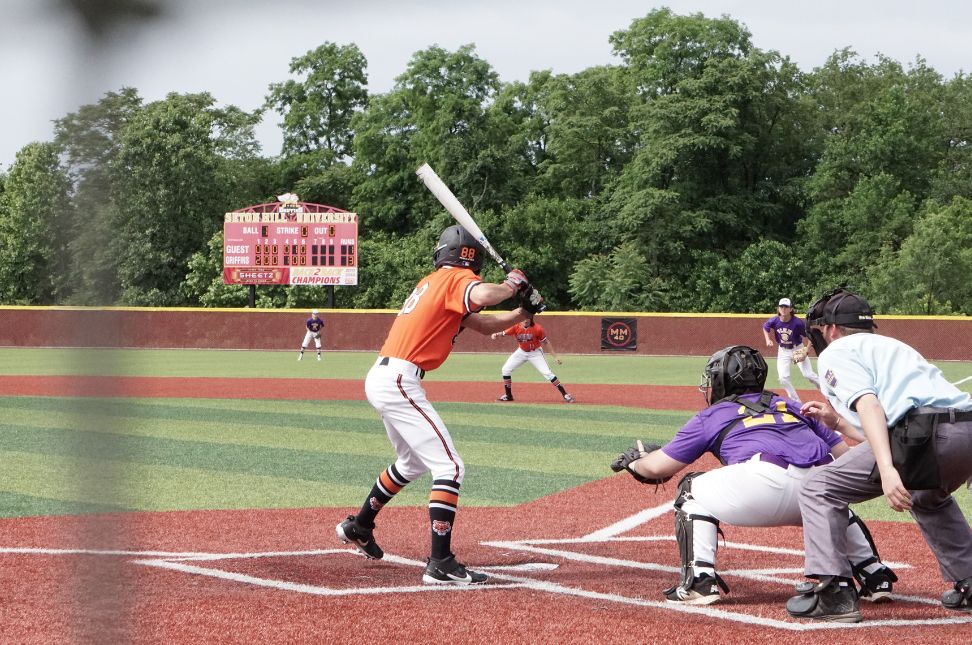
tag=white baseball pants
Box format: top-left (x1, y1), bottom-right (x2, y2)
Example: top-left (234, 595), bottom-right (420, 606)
top-left (364, 357), bottom-right (464, 483)
top-left (683, 455), bottom-right (878, 570)
top-left (776, 346), bottom-right (820, 401)
top-left (501, 348), bottom-right (554, 380)
top-left (302, 330), bottom-right (322, 349)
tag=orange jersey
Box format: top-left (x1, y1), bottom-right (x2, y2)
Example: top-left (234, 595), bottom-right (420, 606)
top-left (503, 321), bottom-right (546, 352)
top-left (379, 267), bottom-right (482, 371)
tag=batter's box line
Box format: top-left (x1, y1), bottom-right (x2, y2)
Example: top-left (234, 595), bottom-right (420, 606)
top-left (132, 550), bottom-right (530, 597)
top-left (479, 540), bottom-right (971, 630)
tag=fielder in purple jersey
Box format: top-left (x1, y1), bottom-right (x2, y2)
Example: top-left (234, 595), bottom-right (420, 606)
top-left (763, 297), bottom-right (819, 402)
top-left (614, 346), bottom-right (895, 606)
top-left (298, 309), bottom-right (324, 361)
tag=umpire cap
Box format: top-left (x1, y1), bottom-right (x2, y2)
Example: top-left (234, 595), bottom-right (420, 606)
top-left (807, 288), bottom-right (876, 329)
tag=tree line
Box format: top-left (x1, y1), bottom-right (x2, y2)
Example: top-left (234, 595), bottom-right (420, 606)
top-left (1, 9), bottom-right (970, 314)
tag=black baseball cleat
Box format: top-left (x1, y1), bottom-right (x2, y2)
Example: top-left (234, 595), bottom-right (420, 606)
top-left (786, 577), bottom-right (862, 623)
top-left (336, 515), bottom-right (383, 560)
top-left (855, 565), bottom-right (897, 603)
top-left (663, 573), bottom-right (726, 605)
top-left (497, 394), bottom-right (514, 402)
top-left (941, 576), bottom-right (972, 612)
top-left (422, 555), bottom-right (488, 585)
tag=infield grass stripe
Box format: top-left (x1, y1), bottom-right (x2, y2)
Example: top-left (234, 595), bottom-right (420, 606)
top-left (0, 490), bottom-right (129, 518)
top-left (0, 398), bottom-right (681, 458)
top-left (0, 450), bottom-right (372, 511)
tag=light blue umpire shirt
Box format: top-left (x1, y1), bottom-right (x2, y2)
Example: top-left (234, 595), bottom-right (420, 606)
top-left (817, 332), bottom-right (972, 429)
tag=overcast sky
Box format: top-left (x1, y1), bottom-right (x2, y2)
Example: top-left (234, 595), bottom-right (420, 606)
top-left (2, 0), bottom-right (970, 169)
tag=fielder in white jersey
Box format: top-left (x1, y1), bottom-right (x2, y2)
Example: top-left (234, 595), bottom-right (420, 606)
top-left (615, 345), bottom-right (894, 606)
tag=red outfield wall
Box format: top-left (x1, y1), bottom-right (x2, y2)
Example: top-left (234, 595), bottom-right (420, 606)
top-left (0, 307), bottom-right (970, 360)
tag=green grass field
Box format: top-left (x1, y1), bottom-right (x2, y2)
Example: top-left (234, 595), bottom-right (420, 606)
top-left (0, 348), bottom-right (969, 522)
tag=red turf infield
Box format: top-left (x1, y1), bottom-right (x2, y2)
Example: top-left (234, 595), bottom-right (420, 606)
top-left (0, 377), bottom-right (968, 642)
top-left (0, 374), bottom-right (820, 409)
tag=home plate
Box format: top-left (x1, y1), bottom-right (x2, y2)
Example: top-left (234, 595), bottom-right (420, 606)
top-left (484, 562), bottom-right (560, 572)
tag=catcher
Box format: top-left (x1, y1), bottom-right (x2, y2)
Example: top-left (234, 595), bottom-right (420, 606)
top-left (298, 309), bottom-right (324, 361)
top-left (610, 345), bottom-right (895, 605)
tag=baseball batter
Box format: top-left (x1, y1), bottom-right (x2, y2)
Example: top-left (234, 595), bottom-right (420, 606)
top-left (298, 309), bottom-right (323, 361)
top-left (612, 346), bottom-right (894, 606)
top-left (491, 316), bottom-right (575, 403)
top-left (786, 288), bottom-right (972, 622)
top-left (336, 225), bottom-right (536, 585)
top-left (762, 297), bottom-right (819, 402)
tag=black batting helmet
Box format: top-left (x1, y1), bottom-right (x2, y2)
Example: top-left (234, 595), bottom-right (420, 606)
top-left (433, 225), bottom-right (485, 273)
top-left (700, 345), bottom-right (768, 405)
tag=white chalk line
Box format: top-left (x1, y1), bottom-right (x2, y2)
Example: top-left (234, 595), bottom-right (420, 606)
top-left (1, 503), bottom-right (968, 631)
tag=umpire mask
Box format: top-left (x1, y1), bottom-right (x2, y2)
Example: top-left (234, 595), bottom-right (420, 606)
top-left (805, 288), bottom-right (876, 354)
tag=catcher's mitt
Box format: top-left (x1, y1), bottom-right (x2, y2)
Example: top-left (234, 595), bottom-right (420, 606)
top-left (792, 346), bottom-right (808, 363)
top-left (610, 440), bottom-right (670, 485)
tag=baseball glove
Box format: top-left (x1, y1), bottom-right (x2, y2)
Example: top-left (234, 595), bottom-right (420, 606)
top-left (610, 440), bottom-right (670, 485)
top-left (792, 346), bottom-right (808, 363)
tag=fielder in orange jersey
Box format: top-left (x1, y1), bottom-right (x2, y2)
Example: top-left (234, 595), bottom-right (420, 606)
top-left (336, 225), bottom-right (536, 585)
top-left (491, 315), bottom-right (575, 403)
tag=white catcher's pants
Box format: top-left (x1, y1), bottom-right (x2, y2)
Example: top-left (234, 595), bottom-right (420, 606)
top-left (776, 346), bottom-right (819, 402)
top-left (682, 455), bottom-right (877, 570)
top-left (501, 348), bottom-right (555, 380)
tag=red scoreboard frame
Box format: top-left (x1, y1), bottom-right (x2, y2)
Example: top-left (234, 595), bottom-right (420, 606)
top-left (223, 201), bottom-right (358, 286)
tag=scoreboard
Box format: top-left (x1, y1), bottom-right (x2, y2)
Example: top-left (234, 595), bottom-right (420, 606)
top-left (222, 209), bottom-right (358, 286)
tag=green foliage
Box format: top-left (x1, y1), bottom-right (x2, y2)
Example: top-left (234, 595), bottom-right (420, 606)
top-left (0, 143), bottom-right (73, 304)
top-left (569, 241), bottom-right (669, 311)
top-left (3, 9), bottom-right (972, 315)
top-left (868, 197), bottom-right (972, 314)
top-left (111, 92), bottom-right (262, 305)
top-left (265, 42), bottom-right (369, 160)
top-left (693, 240), bottom-right (813, 313)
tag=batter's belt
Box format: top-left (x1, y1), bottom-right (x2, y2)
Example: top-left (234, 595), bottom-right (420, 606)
top-left (378, 356), bottom-right (425, 380)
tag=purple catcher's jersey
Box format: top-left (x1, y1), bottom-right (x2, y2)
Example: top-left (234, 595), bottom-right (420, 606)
top-left (306, 317), bottom-right (323, 333)
top-left (662, 392), bottom-right (840, 467)
top-left (762, 316), bottom-right (806, 349)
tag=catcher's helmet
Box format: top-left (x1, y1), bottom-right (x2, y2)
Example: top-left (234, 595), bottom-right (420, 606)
top-left (433, 225), bottom-right (485, 273)
top-left (700, 345), bottom-right (768, 405)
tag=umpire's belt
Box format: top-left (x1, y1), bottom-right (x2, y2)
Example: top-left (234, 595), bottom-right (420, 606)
top-left (902, 407), bottom-right (972, 425)
top-left (758, 453), bottom-right (833, 470)
top-left (378, 356), bottom-right (425, 380)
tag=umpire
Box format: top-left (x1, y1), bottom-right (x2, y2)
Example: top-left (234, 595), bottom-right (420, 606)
top-left (787, 288), bottom-right (972, 622)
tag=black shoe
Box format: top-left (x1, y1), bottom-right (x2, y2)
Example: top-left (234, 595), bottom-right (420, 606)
top-left (497, 394), bottom-right (514, 402)
top-left (663, 573), bottom-right (724, 605)
top-left (942, 576), bottom-right (972, 612)
top-left (422, 555), bottom-right (488, 585)
top-left (335, 515), bottom-right (383, 560)
top-left (855, 565), bottom-right (897, 603)
top-left (786, 577), bottom-right (862, 623)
